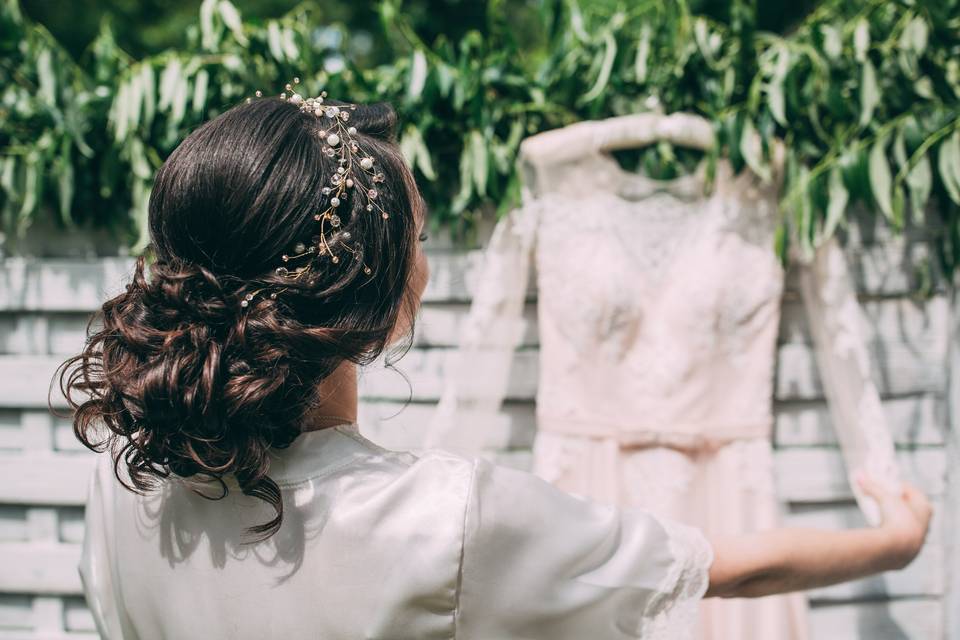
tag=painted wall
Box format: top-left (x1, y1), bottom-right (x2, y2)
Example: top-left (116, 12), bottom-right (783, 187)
top-left (0, 220), bottom-right (953, 638)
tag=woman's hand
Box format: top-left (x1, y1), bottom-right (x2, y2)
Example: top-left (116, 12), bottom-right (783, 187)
top-left (706, 475), bottom-right (933, 598)
top-left (855, 473), bottom-right (932, 571)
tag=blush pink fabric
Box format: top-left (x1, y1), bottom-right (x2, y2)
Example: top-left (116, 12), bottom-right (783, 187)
top-left (528, 154), bottom-right (809, 640)
top-left (427, 124), bottom-right (899, 638)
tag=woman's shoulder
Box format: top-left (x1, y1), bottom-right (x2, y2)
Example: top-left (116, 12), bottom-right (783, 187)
top-left (85, 424), bottom-right (483, 497)
top-left (267, 425), bottom-right (482, 511)
top-left (321, 424), bottom-right (481, 482)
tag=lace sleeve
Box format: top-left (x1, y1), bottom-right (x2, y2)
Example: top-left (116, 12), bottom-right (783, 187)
top-left (796, 236), bottom-right (901, 525)
top-left (639, 518), bottom-right (714, 640)
top-left (422, 201), bottom-right (540, 455)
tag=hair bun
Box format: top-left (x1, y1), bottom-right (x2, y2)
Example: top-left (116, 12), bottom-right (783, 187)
top-left (57, 96), bottom-right (420, 542)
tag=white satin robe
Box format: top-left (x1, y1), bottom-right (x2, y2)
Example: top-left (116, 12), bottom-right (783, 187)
top-left (80, 422), bottom-right (713, 639)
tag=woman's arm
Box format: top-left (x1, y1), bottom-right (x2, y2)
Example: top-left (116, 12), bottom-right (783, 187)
top-left (705, 474), bottom-right (932, 598)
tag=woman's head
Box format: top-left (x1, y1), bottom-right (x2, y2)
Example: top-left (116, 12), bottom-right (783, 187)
top-left (57, 96), bottom-right (428, 540)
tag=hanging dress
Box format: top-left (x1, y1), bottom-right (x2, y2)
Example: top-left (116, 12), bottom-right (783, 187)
top-left (426, 124), bottom-right (901, 639)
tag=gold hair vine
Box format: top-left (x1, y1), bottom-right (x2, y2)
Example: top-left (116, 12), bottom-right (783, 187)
top-left (240, 77), bottom-right (389, 309)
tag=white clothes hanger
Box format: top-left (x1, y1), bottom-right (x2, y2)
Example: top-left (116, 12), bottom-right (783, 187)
top-left (519, 111), bottom-right (786, 185)
top-left (519, 112), bottom-right (716, 169)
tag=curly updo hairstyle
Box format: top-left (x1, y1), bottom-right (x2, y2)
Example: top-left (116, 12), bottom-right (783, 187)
top-left (56, 97), bottom-right (424, 541)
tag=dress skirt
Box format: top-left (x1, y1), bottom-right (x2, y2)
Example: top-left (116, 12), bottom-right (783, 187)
top-left (532, 432), bottom-right (809, 640)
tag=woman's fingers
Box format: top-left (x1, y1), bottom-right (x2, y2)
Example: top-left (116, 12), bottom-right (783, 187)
top-left (855, 471), bottom-right (895, 506)
top-left (855, 473), bottom-right (931, 531)
top-left (901, 483), bottom-right (933, 525)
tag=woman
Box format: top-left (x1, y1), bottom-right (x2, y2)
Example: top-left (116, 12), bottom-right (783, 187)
top-left (59, 92), bottom-right (930, 640)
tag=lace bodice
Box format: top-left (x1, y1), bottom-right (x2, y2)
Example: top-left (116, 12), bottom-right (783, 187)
top-left (428, 121), bottom-right (900, 525)
top-left (531, 154), bottom-right (785, 445)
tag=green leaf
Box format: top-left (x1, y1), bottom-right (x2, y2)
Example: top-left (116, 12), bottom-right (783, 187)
top-left (568, 0), bottom-right (589, 42)
top-left (169, 73), bottom-right (189, 129)
top-left (158, 58), bottom-right (182, 110)
top-left (200, 0), bottom-right (217, 50)
top-left (854, 19), bottom-right (870, 62)
top-left (126, 72), bottom-right (143, 135)
top-left (938, 130), bottom-right (960, 205)
top-left (739, 118), bottom-right (771, 183)
top-left (693, 18), bottom-right (717, 65)
top-left (19, 152), bottom-right (39, 223)
top-left (869, 135), bottom-right (893, 219)
top-left (131, 178), bottom-right (152, 253)
top-left (859, 60), bottom-right (879, 127)
top-left (821, 24), bottom-right (842, 60)
top-left (470, 130), bottom-right (488, 196)
top-left (902, 15), bottom-right (928, 55)
top-left (436, 63), bottom-right (454, 97)
top-left (892, 128), bottom-right (909, 195)
top-left (399, 127), bottom-right (417, 167)
top-left (267, 21), bottom-right (285, 61)
top-left (57, 138), bottom-right (74, 226)
top-left (141, 64), bottom-right (156, 128)
top-left (635, 24), bottom-right (651, 83)
top-left (111, 81), bottom-right (126, 141)
top-left (906, 153), bottom-right (932, 221)
top-left (824, 167), bottom-right (848, 237)
top-left (0, 157), bottom-right (17, 201)
top-left (417, 146), bottom-right (436, 182)
top-left (400, 125), bottom-right (436, 181)
top-left (451, 141), bottom-right (474, 214)
top-left (407, 50), bottom-right (428, 102)
top-left (947, 59), bottom-right (960, 99)
top-left (893, 129), bottom-right (908, 169)
top-left (891, 183), bottom-right (905, 228)
top-left (767, 46), bottom-right (790, 126)
top-left (192, 69), bottom-right (209, 116)
top-left (581, 30), bottom-right (616, 103)
top-left (913, 77), bottom-right (934, 99)
top-left (128, 138), bottom-right (152, 180)
top-left (218, 1), bottom-right (247, 46)
top-left (722, 66), bottom-right (735, 102)
top-left (281, 26), bottom-right (298, 60)
top-left (37, 49), bottom-right (56, 107)
top-left (794, 164), bottom-right (814, 259)
top-left (774, 220), bottom-right (789, 263)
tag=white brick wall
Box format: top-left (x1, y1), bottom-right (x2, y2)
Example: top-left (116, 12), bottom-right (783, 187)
top-left (0, 222), bottom-right (954, 638)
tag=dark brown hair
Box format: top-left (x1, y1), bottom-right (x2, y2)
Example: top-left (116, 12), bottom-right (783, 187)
top-left (55, 97), bottom-right (423, 541)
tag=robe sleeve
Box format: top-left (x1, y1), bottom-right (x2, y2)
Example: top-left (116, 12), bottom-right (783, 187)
top-left (78, 453), bottom-right (132, 640)
top-left (795, 236), bottom-right (902, 525)
top-left (456, 457), bottom-right (713, 639)
top-left (422, 199), bottom-right (540, 455)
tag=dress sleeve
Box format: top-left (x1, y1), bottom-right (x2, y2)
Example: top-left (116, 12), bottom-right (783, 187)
top-left (422, 200), bottom-right (540, 455)
top-left (78, 454), bottom-right (129, 640)
top-left (456, 458), bottom-right (714, 640)
top-left (795, 237), bottom-right (901, 525)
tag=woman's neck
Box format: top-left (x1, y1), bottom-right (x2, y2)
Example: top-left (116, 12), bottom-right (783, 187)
top-left (300, 361), bottom-right (358, 433)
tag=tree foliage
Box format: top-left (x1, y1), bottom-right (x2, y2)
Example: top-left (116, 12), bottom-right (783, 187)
top-left (2, 0), bottom-right (959, 270)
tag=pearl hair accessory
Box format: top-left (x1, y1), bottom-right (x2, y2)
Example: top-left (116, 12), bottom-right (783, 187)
top-left (240, 77), bottom-right (389, 310)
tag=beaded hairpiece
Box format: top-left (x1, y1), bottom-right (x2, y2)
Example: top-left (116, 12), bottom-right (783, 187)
top-left (239, 77), bottom-right (389, 309)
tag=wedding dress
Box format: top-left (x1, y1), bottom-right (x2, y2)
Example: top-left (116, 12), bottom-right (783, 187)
top-left (426, 114), bottom-right (900, 639)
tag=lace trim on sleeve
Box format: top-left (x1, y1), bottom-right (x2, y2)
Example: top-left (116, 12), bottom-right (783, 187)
top-left (639, 518), bottom-right (714, 640)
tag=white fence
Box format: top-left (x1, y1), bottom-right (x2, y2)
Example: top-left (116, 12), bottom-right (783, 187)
top-left (0, 221), bottom-right (955, 638)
